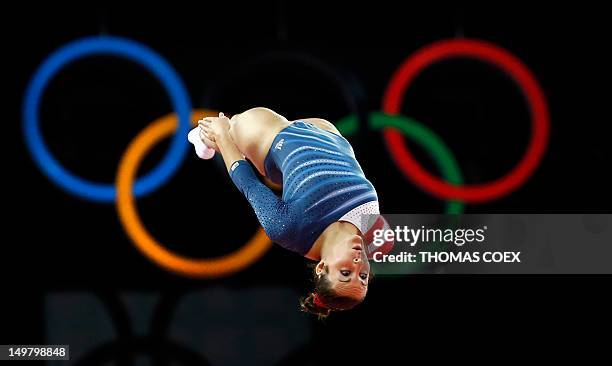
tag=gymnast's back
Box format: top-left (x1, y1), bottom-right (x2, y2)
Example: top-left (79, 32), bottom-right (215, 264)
top-left (228, 108), bottom-right (378, 255)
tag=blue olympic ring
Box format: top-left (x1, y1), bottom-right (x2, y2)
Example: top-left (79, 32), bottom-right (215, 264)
top-left (22, 36), bottom-right (192, 202)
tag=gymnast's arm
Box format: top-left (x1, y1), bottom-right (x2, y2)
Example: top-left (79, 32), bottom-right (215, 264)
top-left (201, 115), bottom-right (294, 244)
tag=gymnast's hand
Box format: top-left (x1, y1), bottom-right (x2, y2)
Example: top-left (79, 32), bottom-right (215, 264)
top-left (199, 112), bottom-right (231, 142)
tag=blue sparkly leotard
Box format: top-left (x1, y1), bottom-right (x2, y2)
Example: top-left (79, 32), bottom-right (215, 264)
top-left (229, 121), bottom-right (378, 256)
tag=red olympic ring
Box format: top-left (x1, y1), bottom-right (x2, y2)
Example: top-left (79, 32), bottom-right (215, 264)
top-left (382, 38), bottom-right (550, 203)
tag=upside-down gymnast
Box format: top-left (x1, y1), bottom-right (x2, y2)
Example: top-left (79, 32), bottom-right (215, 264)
top-left (188, 107), bottom-right (379, 318)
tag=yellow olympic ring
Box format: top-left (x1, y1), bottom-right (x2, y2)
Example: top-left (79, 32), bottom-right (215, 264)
top-left (116, 109), bottom-right (272, 278)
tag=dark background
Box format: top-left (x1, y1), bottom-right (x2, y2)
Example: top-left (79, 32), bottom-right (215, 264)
top-left (3, 2), bottom-right (611, 364)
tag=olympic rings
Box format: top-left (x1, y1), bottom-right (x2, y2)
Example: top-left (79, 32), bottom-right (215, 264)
top-left (25, 36), bottom-right (550, 277)
top-left (116, 109), bottom-right (272, 278)
top-left (383, 38), bottom-right (550, 203)
top-left (23, 36), bottom-right (192, 202)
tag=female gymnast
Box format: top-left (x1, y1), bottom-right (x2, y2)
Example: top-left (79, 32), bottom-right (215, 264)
top-left (189, 107), bottom-right (379, 318)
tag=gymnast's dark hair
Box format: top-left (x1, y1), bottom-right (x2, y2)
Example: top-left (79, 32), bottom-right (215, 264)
top-left (299, 265), bottom-right (366, 319)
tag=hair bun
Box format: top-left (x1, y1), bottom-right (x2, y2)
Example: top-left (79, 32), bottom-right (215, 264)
top-left (300, 293), bottom-right (331, 318)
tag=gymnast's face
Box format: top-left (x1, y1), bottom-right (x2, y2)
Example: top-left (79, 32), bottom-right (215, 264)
top-left (317, 235), bottom-right (370, 299)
